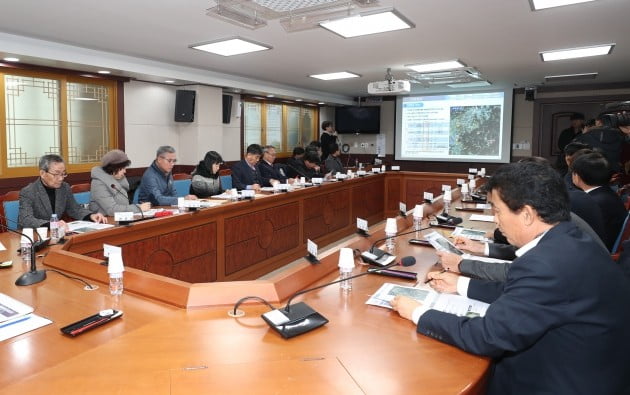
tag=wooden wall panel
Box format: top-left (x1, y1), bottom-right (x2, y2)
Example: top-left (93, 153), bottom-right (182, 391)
top-left (224, 202), bottom-right (300, 276)
top-left (160, 222), bottom-right (217, 261)
top-left (172, 253), bottom-right (216, 283)
top-left (303, 189), bottom-right (350, 242)
top-left (351, 178), bottom-right (384, 225)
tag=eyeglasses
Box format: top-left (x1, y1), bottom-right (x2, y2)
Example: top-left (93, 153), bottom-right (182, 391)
top-left (160, 156), bottom-right (177, 164)
top-left (46, 171), bottom-right (68, 179)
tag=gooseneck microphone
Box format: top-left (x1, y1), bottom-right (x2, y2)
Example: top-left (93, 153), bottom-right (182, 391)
top-left (0, 218), bottom-right (47, 286)
top-left (111, 184), bottom-right (144, 219)
top-left (231, 256), bottom-right (416, 339)
top-left (283, 256), bottom-right (416, 311)
top-left (363, 226), bottom-right (431, 263)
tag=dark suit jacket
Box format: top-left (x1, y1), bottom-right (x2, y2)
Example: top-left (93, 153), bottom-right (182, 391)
top-left (18, 179), bottom-right (91, 228)
top-left (230, 159), bottom-right (263, 190)
top-left (418, 221), bottom-right (630, 394)
top-left (568, 189), bottom-right (607, 246)
top-left (588, 186), bottom-right (626, 250)
top-left (284, 159), bottom-right (322, 180)
top-left (258, 160), bottom-right (286, 185)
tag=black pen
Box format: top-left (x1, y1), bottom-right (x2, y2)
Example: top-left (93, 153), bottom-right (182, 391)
top-left (424, 268), bottom-right (447, 284)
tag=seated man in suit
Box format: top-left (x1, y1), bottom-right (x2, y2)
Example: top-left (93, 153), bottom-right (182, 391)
top-left (285, 151), bottom-right (324, 180)
top-left (572, 152), bottom-right (626, 250)
top-left (324, 143), bottom-right (344, 174)
top-left (138, 145), bottom-right (197, 206)
top-left (286, 146), bottom-right (304, 171)
top-left (231, 144), bottom-right (264, 191)
top-left (438, 211), bottom-right (607, 282)
top-left (18, 154), bottom-right (107, 230)
top-left (391, 161), bottom-right (630, 395)
top-left (258, 145), bottom-right (287, 186)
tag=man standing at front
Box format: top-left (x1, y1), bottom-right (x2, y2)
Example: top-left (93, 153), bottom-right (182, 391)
top-left (391, 161), bottom-right (630, 394)
top-left (18, 154), bottom-right (107, 230)
top-left (138, 146), bottom-right (196, 206)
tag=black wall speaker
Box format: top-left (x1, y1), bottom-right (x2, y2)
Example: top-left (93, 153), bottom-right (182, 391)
top-left (525, 87), bottom-right (536, 102)
top-left (222, 94), bottom-right (233, 124)
top-left (175, 90), bottom-right (196, 122)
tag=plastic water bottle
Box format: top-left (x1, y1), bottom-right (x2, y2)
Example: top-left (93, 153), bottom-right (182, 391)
top-left (338, 248), bottom-right (354, 292)
top-left (20, 230), bottom-right (32, 262)
top-left (109, 273), bottom-right (123, 295)
top-left (108, 253), bottom-right (125, 296)
top-left (385, 231), bottom-right (396, 253)
top-left (50, 214), bottom-right (60, 240)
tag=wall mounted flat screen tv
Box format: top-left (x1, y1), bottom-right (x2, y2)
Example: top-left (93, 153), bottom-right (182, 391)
top-left (335, 106), bottom-right (381, 134)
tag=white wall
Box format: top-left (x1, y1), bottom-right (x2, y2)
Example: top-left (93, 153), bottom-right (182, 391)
top-left (124, 81), bottom-right (243, 166)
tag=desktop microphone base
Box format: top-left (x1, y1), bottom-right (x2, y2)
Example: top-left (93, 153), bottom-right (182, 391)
top-left (261, 302), bottom-right (329, 339)
top-left (15, 270), bottom-right (47, 286)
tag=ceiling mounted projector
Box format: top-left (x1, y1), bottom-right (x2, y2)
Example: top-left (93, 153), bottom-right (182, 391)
top-left (367, 79), bottom-right (410, 95)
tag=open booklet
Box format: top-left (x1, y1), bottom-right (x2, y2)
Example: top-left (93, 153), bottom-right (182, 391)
top-left (67, 220), bottom-right (115, 234)
top-left (0, 293), bottom-right (52, 341)
top-left (366, 283), bottom-right (489, 318)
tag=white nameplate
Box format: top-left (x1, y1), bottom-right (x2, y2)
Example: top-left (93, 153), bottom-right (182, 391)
top-left (469, 168), bottom-right (478, 174)
top-left (423, 192), bottom-right (434, 201)
top-left (457, 178), bottom-right (466, 185)
top-left (372, 168), bottom-right (381, 173)
top-left (391, 165), bottom-right (400, 171)
top-left (357, 218), bottom-right (368, 232)
top-left (241, 190), bottom-right (255, 198)
top-left (114, 212), bottom-right (134, 221)
top-left (468, 174), bottom-right (475, 180)
top-left (399, 202), bottom-right (407, 213)
top-left (312, 177), bottom-right (323, 184)
top-left (103, 244), bottom-right (121, 258)
top-left (307, 239), bottom-right (318, 258)
top-left (442, 184), bottom-right (451, 192)
top-left (357, 170), bottom-right (367, 176)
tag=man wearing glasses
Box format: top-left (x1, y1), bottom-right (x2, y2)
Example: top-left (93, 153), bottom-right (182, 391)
top-left (138, 146), bottom-right (197, 206)
top-left (18, 154), bottom-right (107, 230)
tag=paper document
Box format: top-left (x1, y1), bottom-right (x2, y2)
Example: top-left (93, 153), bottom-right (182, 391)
top-left (366, 283), bottom-right (489, 318)
top-left (0, 314), bottom-right (52, 342)
top-left (67, 221), bottom-right (114, 233)
top-left (425, 231), bottom-right (464, 255)
top-left (469, 214), bottom-right (495, 222)
top-left (0, 293), bottom-right (34, 323)
top-left (451, 227), bottom-right (488, 241)
top-left (0, 242), bottom-right (5, 251)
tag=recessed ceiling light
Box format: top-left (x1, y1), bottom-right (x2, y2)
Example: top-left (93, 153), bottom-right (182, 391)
top-left (190, 37), bottom-right (271, 56)
top-left (447, 81), bottom-right (492, 88)
top-left (164, 80), bottom-right (175, 83)
top-left (540, 44), bottom-right (614, 61)
top-left (97, 70), bottom-right (111, 74)
top-left (320, 8), bottom-right (414, 38)
top-left (530, 0), bottom-right (596, 11)
top-left (544, 72), bottom-right (598, 82)
top-left (309, 72), bottom-right (360, 81)
top-left (406, 60), bottom-right (466, 73)
top-left (267, 94), bottom-right (275, 98)
top-left (318, 102), bottom-right (325, 105)
top-left (295, 99), bottom-right (303, 102)
top-left (3, 57), bottom-right (19, 62)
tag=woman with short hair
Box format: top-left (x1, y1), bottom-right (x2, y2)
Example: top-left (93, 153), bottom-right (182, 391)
top-left (90, 150), bottom-right (151, 215)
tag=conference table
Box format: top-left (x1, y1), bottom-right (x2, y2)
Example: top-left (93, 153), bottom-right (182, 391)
top-left (0, 172), bottom-right (494, 394)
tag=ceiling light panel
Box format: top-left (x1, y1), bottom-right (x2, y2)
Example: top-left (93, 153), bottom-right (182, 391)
top-left (310, 71), bottom-right (360, 80)
top-left (191, 37), bottom-right (271, 56)
top-left (406, 60), bottom-right (466, 73)
top-left (540, 44), bottom-right (614, 61)
top-left (530, 0), bottom-right (596, 11)
top-left (320, 9), bottom-right (414, 38)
